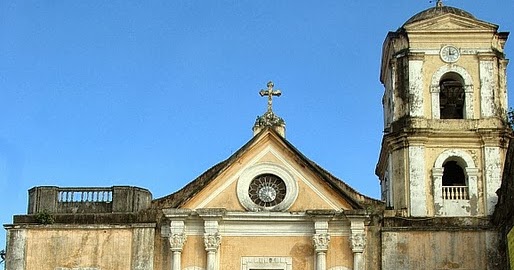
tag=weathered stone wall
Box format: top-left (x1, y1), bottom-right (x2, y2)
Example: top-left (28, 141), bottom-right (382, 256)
top-left (4, 224), bottom-right (155, 270)
top-left (27, 186), bottom-right (152, 214)
top-left (364, 214), bottom-right (382, 270)
top-left (381, 217), bottom-right (501, 270)
top-left (492, 139), bottom-right (514, 269)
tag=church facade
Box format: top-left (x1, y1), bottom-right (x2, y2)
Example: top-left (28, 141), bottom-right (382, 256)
top-left (4, 3), bottom-right (513, 270)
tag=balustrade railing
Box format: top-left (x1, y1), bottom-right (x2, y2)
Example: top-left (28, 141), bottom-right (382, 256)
top-left (28, 186), bottom-right (152, 214)
top-left (58, 188), bottom-right (113, 203)
top-left (442, 186), bottom-right (469, 200)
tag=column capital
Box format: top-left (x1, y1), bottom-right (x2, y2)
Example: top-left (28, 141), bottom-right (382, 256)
top-left (432, 167), bottom-right (444, 177)
top-left (346, 212), bottom-right (367, 253)
top-left (430, 84), bottom-right (440, 93)
top-left (169, 233), bottom-right (186, 252)
top-left (204, 233), bottom-right (222, 252)
top-left (350, 232), bottom-right (366, 253)
top-left (313, 233), bottom-right (330, 252)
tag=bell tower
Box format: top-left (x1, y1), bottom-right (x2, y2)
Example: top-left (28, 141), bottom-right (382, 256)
top-left (376, 2), bottom-right (512, 217)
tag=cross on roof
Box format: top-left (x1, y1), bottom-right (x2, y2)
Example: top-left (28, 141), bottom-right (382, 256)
top-left (259, 81), bottom-right (282, 113)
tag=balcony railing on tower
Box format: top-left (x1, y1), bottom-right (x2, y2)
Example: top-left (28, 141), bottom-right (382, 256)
top-left (442, 186), bottom-right (469, 200)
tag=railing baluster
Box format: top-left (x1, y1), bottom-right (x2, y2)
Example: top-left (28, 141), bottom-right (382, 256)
top-left (442, 186), bottom-right (469, 200)
top-left (56, 188), bottom-right (113, 203)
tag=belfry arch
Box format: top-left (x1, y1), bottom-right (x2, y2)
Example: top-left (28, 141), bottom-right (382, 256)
top-left (430, 65), bottom-right (474, 119)
top-left (432, 149), bottom-right (479, 216)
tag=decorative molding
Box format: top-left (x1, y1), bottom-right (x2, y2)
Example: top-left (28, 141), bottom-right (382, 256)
top-left (269, 147), bottom-right (343, 210)
top-left (328, 267), bottom-right (352, 270)
top-left (194, 147), bottom-right (271, 209)
top-left (350, 232), bottom-right (366, 252)
top-left (347, 216), bottom-right (367, 253)
top-left (237, 162), bottom-right (298, 212)
top-left (178, 211), bottom-right (349, 236)
top-left (409, 47), bottom-right (493, 54)
top-left (169, 233), bottom-right (186, 251)
top-left (55, 268), bottom-right (99, 270)
top-left (313, 233), bottom-right (331, 251)
top-left (434, 149), bottom-right (476, 169)
top-left (204, 233), bottom-right (221, 252)
top-left (195, 144), bottom-right (343, 211)
top-left (241, 257), bottom-right (293, 270)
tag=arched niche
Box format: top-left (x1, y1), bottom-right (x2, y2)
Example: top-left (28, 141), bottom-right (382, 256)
top-left (432, 149), bottom-right (479, 216)
top-left (430, 65), bottom-right (474, 119)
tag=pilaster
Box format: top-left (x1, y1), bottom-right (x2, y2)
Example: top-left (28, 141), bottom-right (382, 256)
top-left (409, 145), bottom-right (427, 216)
top-left (346, 213), bottom-right (368, 270)
top-left (162, 209), bottom-right (191, 270)
top-left (308, 210), bottom-right (335, 270)
top-left (408, 52), bottom-right (425, 118)
top-left (198, 208), bottom-right (225, 270)
top-left (478, 52), bottom-right (497, 118)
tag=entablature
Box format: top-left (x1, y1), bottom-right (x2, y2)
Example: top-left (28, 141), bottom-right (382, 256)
top-left (161, 208), bottom-right (371, 237)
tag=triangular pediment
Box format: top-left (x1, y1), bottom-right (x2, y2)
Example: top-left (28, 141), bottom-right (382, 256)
top-left (153, 128), bottom-right (380, 212)
top-left (404, 14), bottom-right (498, 32)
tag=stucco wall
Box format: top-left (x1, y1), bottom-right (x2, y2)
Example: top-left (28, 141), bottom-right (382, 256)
top-left (7, 225), bottom-right (155, 270)
top-left (26, 227), bottom-right (132, 270)
top-left (381, 230), bottom-right (500, 270)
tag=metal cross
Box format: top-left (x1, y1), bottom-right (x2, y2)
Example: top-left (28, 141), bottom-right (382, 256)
top-left (259, 81), bottom-right (281, 112)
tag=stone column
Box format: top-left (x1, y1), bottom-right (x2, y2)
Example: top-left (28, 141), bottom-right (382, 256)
top-left (198, 208), bottom-right (225, 270)
top-left (169, 222), bottom-right (186, 270)
top-left (432, 167), bottom-right (444, 216)
top-left (162, 209), bottom-right (191, 270)
top-left (313, 233), bottom-right (330, 270)
top-left (204, 230), bottom-right (221, 270)
top-left (347, 215), bottom-right (367, 270)
top-left (463, 85), bottom-right (474, 119)
top-left (430, 85), bottom-right (440, 119)
top-left (170, 234), bottom-right (186, 270)
top-left (308, 211), bottom-right (335, 270)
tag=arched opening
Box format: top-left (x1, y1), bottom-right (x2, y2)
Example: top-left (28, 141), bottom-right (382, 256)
top-left (442, 159), bottom-right (468, 200)
top-left (442, 161), bottom-right (465, 186)
top-left (439, 72), bottom-right (465, 119)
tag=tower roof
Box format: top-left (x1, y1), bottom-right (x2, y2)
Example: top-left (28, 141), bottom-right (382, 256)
top-left (403, 3), bottom-right (476, 26)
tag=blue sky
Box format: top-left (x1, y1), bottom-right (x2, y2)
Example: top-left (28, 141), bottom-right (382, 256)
top-left (0, 1), bottom-right (513, 250)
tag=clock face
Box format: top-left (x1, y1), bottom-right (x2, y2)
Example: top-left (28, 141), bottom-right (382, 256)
top-left (440, 45), bottom-right (460, 63)
top-left (248, 174), bottom-right (287, 207)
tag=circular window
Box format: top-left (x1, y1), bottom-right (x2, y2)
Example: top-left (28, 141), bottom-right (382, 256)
top-left (237, 162), bottom-right (298, 211)
top-left (248, 174), bottom-right (287, 207)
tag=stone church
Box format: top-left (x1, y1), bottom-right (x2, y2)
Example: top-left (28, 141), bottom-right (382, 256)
top-left (4, 2), bottom-right (514, 270)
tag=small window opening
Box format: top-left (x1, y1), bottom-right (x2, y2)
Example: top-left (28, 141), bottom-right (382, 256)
top-left (439, 72), bottom-right (465, 119)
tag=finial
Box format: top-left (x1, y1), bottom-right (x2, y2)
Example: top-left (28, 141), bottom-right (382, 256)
top-left (253, 81), bottom-right (286, 137)
top-left (436, 0), bottom-right (443, 7)
top-left (259, 81), bottom-right (282, 113)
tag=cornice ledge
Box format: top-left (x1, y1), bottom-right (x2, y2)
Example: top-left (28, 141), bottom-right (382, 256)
top-left (162, 208), bottom-right (193, 219)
